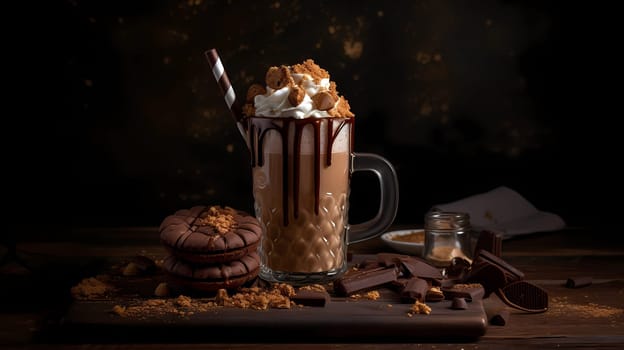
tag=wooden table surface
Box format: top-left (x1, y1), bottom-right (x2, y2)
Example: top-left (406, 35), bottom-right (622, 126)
top-left (1, 226), bottom-right (623, 349)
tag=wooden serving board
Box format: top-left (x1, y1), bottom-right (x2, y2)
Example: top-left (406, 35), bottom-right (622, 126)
top-left (49, 255), bottom-right (488, 342)
top-left (57, 297), bottom-right (487, 342)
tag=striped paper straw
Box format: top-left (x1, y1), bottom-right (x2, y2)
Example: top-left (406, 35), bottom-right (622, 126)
top-left (204, 48), bottom-right (249, 147)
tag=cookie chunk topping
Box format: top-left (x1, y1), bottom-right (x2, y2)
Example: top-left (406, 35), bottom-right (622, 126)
top-left (197, 206), bottom-right (236, 234)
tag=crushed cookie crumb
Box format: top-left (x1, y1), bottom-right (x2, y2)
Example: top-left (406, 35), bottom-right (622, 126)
top-left (197, 206), bottom-right (235, 234)
top-left (548, 297), bottom-right (624, 318)
top-left (408, 300), bottom-right (432, 316)
top-left (111, 305), bottom-right (126, 316)
top-left (145, 299), bottom-right (167, 306)
top-left (154, 282), bottom-right (170, 297)
top-left (70, 276), bottom-right (116, 300)
top-left (218, 287), bottom-right (293, 310)
top-left (328, 96), bottom-right (354, 118)
top-left (122, 262), bottom-right (140, 276)
top-left (175, 295), bottom-right (192, 307)
top-left (110, 297), bottom-right (218, 318)
top-left (426, 286), bottom-right (444, 301)
top-left (82, 267), bottom-right (347, 320)
top-left (291, 59), bottom-right (330, 84)
top-left (298, 284), bottom-right (327, 293)
top-left (273, 283), bottom-right (296, 297)
top-left (450, 283), bottom-right (483, 290)
top-left (349, 290), bottom-right (380, 300)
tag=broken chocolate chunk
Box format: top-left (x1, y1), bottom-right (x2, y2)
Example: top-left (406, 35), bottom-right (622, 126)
top-left (357, 258), bottom-right (381, 270)
top-left (399, 277), bottom-right (429, 303)
top-left (441, 283), bottom-right (485, 301)
top-left (291, 290), bottom-right (331, 307)
top-left (334, 266), bottom-right (398, 296)
top-left (565, 276), bottom-right (592, 289)
top-left (496, 280), bottom-right (548, 313)
top-left (471, 250), bottom-right (524, 284)
top-left (490, 309), bottom-right (510, 326)
top-left (450, 297), bottom-right (468, 310)
top-left (473, 229), bottom-right (503, 257)
top-left (377, 253), bottom-right (443, 282)
top-left (465, 263), bottom-right (507, 297)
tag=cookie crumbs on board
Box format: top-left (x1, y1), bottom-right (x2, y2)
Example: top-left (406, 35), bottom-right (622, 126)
top-left (298, 284), bottom-right (328, 293)
top-left (349, 290), bottom-right (381, 301)
top-left (111, 285), bottom-right (301, 318)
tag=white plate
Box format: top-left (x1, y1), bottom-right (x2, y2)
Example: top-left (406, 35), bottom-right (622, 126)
top-left (380, 229), bottom-right (425, 256)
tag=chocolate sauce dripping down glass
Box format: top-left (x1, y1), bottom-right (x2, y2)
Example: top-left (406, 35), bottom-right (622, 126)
top-left (246, 116), bottom-right (354, 226)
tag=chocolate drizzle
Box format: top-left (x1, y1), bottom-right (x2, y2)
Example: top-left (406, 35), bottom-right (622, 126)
top-left (246, 116), bottom-right (354, 226)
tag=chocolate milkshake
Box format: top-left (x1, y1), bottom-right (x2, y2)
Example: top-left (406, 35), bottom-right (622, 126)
top-left (242, 60), bottom-right (398, 284)
top-left (249, 116), bottom-right (352, 274)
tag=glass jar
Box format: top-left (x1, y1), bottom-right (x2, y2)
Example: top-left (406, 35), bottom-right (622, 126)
top-left (423, 210), bottom-right (473, 267)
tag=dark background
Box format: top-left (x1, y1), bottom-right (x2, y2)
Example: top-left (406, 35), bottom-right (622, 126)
top-left (9, 0), bottom-right (620, 235)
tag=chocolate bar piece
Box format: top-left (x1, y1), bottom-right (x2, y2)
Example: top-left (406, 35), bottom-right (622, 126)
top-left (565, 276), bottom-right (592, 288)
top-left (291, 290), bottom-right (331, 307)
top-left (497, 280), bottom-right (548, 313)
top-left (490, 309), bottom-right (510, 326)
top-left (399, 277), bottom-right (429, 302)
top-left (465, 263), bottom-right (507, 297)
top-left (377, 253), bottom-right (443, 282)
top-left (376, 253), bottom-right (404, 267)
top-left (441, 283), bottom-right (485, 301)
top-left (450, 297), bottom-right (468, 310)
top-left (334, 266), bottom-right (398, 296)
top-left (357, 258), bottom-right (381, 270)
top-left (473, 229), bottom-right (503, 257)
top-left (472, 250), bottom-right (524, 283)
top-left (389, 277), bottom-right (408, 292)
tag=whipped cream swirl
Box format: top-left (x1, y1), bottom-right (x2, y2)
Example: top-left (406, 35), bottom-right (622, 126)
top-left (254, 75), bottom-right (333, 119)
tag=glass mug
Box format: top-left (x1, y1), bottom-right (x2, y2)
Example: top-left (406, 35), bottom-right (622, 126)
top-left (244, 116), bottom-right (399, 284)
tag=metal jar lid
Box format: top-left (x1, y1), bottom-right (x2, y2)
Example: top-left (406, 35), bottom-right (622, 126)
top-left (424, 210), bottom-right (471, 231)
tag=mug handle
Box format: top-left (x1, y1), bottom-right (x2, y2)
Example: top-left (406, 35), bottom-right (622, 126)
top-left (348, 152), bottom-right (400, 244)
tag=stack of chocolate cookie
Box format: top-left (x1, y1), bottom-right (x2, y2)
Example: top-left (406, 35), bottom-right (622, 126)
top-left (159, 205), bottom-right (262, 292)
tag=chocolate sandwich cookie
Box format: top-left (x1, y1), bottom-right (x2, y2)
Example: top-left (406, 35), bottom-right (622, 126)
top-left (160, 205), bottom-right (262, 264)
top-left (163, 253), bottom-right (260, 292)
